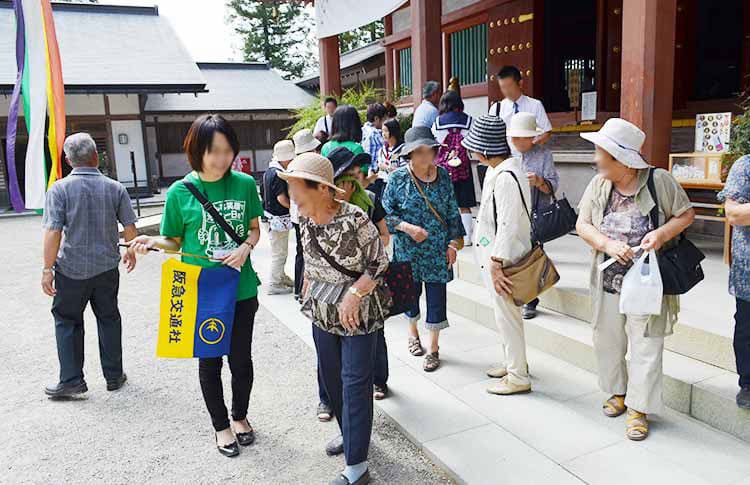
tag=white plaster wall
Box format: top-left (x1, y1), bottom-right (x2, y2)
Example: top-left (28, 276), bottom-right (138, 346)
top-left (463, 95), bottom-right (489, 119)
top-left (0, 93), bottom-right (106, 117)
top-left (108, 94), bottom-right (141, 115)
top-left (111, 120), bottom-right (148, 188)
top-left (444, 0), bottom-right (482, 14)
top-left (392, 6), bottom-right (410, 32)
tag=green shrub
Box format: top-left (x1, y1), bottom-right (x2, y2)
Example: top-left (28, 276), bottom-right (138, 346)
top-left (721, 90), bottom-right (750, 180)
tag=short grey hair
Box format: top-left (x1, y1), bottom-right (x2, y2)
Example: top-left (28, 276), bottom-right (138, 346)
top-left (63, 132), bottom-right (98, 167)
top-left (422, 80), bottom-right (440, 98)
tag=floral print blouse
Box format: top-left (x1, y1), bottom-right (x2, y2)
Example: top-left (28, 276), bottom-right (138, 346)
top-left (300, 202), bottom-right (391, 336)
top-left (382, 165), bottom-right (465, 283)
top-left (719, 155), bottom-right (750, 302)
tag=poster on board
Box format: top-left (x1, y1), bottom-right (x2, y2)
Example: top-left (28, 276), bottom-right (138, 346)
top-left (695, 112), bottom-right (731, 153)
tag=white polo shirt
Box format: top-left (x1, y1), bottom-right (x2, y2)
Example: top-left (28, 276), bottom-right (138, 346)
top-left (488, 95), bottom-right (552, 155)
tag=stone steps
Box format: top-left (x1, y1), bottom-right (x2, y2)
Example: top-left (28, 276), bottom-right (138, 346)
top-left (446, 274), bottom-right (750, 443)
top-left (455, 247), bottom-right (737, 372)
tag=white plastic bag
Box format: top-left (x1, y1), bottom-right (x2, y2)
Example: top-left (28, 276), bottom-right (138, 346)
top-left (619, 249), bottom-right (663, 316)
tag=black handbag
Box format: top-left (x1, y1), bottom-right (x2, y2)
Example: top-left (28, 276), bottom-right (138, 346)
top-left (531, 181), bottom-right (578, 243)
top-left (308, 226), bottom-right (416, 318)
top-left (646, 169), bottom-right (705, 295)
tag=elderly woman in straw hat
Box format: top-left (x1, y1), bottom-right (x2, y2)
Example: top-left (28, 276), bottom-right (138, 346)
top-left (279, 152), bottom-right (390, 485)
top-left (576, 118), bottom-right (695, 441)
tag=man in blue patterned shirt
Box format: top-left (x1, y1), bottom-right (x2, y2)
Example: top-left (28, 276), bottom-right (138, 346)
top-left (41, 133), bottom-right (138, 398)
top-left (719, 154), bottom-right (750, 409)
top-left (361, 103), bottom-right (387, 194)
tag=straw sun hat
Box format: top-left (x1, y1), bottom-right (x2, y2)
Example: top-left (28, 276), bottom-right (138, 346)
top-left (278, 152), bottom-right (345, 193)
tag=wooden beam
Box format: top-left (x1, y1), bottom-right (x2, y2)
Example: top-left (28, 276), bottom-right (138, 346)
top-left (411, 0), bottom-right (442, 105)
top-left (620, 0), bottom-right (676, 168)
top-left (318, 36), bottom-right (341, 97)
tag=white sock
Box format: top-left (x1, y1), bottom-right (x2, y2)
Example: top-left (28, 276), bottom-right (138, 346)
top-left (461, 213), bottom-right (474, 244)
top-left (343, 462), bottom-right (368, 483)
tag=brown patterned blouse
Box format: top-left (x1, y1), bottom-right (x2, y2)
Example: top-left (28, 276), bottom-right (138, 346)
top-left (300, 202), bottom-right (391, 336)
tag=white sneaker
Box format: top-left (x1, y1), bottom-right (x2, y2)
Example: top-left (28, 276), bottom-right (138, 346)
top-left (267, 285), bottom-right (293, 295)
top-left (486, 367), bottom-right (508, 379)
top-left (486, 377), bottom-right (531, 395)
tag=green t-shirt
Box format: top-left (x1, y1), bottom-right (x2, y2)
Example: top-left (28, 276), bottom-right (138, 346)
top-left (321, 140), bottom-right (364, 157)
top-left (160, 171), bottom-right (264, 300)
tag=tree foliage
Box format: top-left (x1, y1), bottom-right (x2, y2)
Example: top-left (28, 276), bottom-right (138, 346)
top-left (227, 0), bottom-right (313, 79)
top-left (338, 20), bottom-right (384, 53)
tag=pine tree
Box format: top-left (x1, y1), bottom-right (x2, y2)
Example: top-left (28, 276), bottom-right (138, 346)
top-left (338, 20), bottom-right (384, 53)
top-left (227, 0), bottom-right (313, 79)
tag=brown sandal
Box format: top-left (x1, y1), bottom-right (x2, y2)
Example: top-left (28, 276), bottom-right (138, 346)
top-left (603, 395), bottom-right (627, 417)
top-left (408, 336), bottom-right (425, 356)
top-left (626, 410), bottom-right (649, 441)
top-left (423, 352), bottom-right (440, 372)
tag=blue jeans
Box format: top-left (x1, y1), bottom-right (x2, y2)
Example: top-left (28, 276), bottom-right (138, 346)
top-left (313, 325), bottom-right (377, 466)
top-left (404, 281), bottom-right (449, 331)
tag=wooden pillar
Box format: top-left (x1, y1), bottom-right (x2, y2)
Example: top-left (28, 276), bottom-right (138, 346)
top-left (411, 0), bottom-right (442, 105)
top-left (620, 0), bottom-right (676, 168)
top-left (384, 15), bottom-right (394, 99)
top-left (102, 94), bottom-right (117, 179)
top-left (319, 35), bottom-right (341, 97)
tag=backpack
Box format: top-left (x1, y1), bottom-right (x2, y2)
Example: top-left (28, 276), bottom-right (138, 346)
top-left (436, 127), bottom-right (472, 182)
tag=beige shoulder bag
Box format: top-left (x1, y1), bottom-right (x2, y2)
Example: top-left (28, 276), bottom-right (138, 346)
top-left (490, 171), bottom-right (559, 306)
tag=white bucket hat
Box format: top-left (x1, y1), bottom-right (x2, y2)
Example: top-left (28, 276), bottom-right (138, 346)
top-left (507, 112), bottom-right (544, 138)
top-left (580, 118), bottom-right (649, 169)
top-left (277, 152), bottom-right (345, 193)
top-left (292, 128), bottom-right (321, 155)
top-left (272, 139), bottom-right (296, 162)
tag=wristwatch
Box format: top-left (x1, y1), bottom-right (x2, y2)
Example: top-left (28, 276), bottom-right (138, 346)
top-left (243, 240), bottom-right (254, 250)
top-left (348, 286), bottom-right (366, 299)
top-left (42, 267), bottom-right (54, 274)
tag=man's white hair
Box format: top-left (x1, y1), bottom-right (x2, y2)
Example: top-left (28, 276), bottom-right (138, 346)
top-left (63, 133), bottom-right (97, 167)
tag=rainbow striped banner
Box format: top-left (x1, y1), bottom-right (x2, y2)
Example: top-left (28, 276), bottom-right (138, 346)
top-left (5, 0), bottom-right (66, 212)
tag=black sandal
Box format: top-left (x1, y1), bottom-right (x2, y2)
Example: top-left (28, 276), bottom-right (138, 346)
top-left (408, 336), bottom-right (425, 356)
top-left (216, 435), bottom-right (240, 457)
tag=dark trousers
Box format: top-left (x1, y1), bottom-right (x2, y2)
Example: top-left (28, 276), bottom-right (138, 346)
top-left (313, 325), bottom-right (377, 466)
top-left (735, 298), bottom-right (750, 387)
top-left (199, 297), bottom-right (259, 431)
top-left (51, 268), bottom-right (123, 384)
top-left (317, 327), bottom-right (389, 405)
top-left (293, 223), bottom-right (304, 297)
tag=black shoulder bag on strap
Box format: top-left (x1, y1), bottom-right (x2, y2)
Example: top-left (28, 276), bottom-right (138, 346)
top-left (645, 168), bottom-right (705, 295)
top-left (307, 224), bottom-right (415, 318)
top-left (530, 180), bottom-right (578, 243)
top-left (183, 180), bottom-right (245, 246)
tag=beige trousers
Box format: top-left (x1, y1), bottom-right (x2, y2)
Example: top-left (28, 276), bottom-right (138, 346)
top-left (592, 292), bottom-right (665, 414)
top-left (268, 228), bottom-right (290, 286)
top-left (491, 292), bottom-right (530, 385)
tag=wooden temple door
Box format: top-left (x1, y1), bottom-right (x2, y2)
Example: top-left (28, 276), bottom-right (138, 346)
top-left (487, 0), bottom-right (543, 105)
top-left (596, 0), bottom-right (623, 113)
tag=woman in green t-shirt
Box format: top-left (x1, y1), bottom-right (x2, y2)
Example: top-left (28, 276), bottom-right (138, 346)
top-left (130, 115), bottom-right (263, 458)
top-left (320, 104), bottom-right (365, 158)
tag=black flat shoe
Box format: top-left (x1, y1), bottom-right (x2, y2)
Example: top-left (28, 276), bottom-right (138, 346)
top-left (737, 386), bottom-right (750, 409)
top-left (45, 380), bottom-right (88, 398)
top-left (325, 435), bottom-right (344, 456)
top-left (216, 437), bottom-right (240, 458)
top-left (330, 470), bottom-right (370, 485)
top-left (106, 373), bottom-right (127, 391)
top-left (235, 419), bottom-right (255, 446)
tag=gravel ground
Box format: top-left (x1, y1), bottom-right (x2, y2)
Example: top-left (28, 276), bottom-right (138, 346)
top-left (0, 215), bottom-right (452, 485)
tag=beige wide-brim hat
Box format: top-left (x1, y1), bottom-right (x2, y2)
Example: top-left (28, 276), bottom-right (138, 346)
top-left (292, 128), bottom-right (321, 155)
top-left (580, 117), bottom-right (650, 169)
top-left (506, 112), bottom-right (544, 138)
top-left (272, 139), bottom-right (296, 162)
top-left (278, 152), bottom-right (345, 193)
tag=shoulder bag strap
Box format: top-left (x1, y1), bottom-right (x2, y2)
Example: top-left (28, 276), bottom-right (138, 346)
top-left (645, 167), bottom-right (660, 229)
top-left (183, 180), bottom-right (244, 246)
top-left (500, 170), bottom-right (539, 244)
top-left (406, 165), bottom-right (448, 228)
top-left (495, 101), bottom-right (501, 117)
top-left (308, 224), bottom-right (363, 280)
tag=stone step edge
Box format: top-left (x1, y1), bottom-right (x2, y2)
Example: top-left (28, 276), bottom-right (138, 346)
top-left (453, 254), bottom-right (737, 373)
top-left (446, 277), bottom-right (750, 443)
